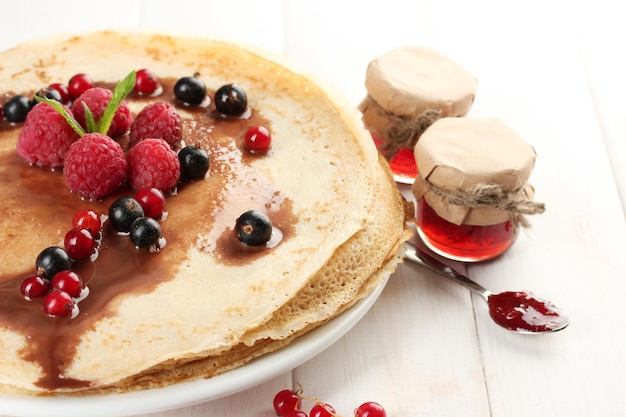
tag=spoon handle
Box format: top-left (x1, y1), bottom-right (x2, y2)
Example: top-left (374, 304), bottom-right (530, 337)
top-left (404, 241), bottom-right (492, 301)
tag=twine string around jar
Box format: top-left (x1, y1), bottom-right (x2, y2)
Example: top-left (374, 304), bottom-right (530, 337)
top-left (425, 181), bottom-right (546, 226)
top-left (360, 95), bottom-right (441, 159)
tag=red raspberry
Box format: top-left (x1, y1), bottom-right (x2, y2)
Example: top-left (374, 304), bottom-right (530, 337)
top-left (17, 103), bottom-right (81, 168)
top-left (71, 87), bottom-right (132, 138)
top-left (127, 138), bottom-right (180, 192)
top-left (129, 102), bottom-right (182, 149)
top-left (64, 133), bottom-right (128, 200)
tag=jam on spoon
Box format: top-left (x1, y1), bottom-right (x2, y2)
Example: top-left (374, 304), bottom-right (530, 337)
top-left (403, 237), bottom-right (569, 334)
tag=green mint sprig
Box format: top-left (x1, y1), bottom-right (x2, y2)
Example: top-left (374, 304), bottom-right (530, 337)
top-left (34, 96), bottom-right (86, 136)
top-left (34, 69), bottom-right (137, 137)
top-left (96, 70), bottom-right (136, 135)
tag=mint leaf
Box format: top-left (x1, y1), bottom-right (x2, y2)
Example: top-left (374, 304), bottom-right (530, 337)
top-left (82, 102), bottom-right (97, 133)
top-left (34, 96), bottom-right (86, 137)
top-left (96, 70), bottom-right (136, 135)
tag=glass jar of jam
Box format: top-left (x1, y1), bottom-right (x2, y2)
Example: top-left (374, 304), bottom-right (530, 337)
top-left (412, 118), bottom-right (545, 262)
top-left (359, 45), bottom-right (478, 184)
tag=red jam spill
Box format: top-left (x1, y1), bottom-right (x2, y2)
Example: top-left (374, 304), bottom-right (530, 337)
top-left (416, 198), bottom-right (517, 262)
top-left (0, 77), bottom-right (297, 390)
top-left (487, 291), bottom-right (567, 332)
top-left (371, 135), bottom-right (417, 184)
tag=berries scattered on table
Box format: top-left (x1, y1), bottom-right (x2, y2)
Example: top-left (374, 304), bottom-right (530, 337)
top-left (3, 95), bottom-right (31, 123)
top-left (354, 402), bottom-right (387, 417)
top-left (235, 210), bottom-right (273, 246)
top-left (174, 74), bottom-right (207, 106)
top-left (67, 73), bottom-right (94, 100)
top-left (127, 138), bottom-right (181, 192)
top-left (272, 386), bottom-right (386, 417)
top-left (64, 133), bottom-right (128, 200)
top-left (178, 145), bottom-right (210, 181)
top-left (214, 83), bottom-right (248, 116)
top-left (129, 101), bottom-right (182, 149)
top-left (134, 68), bottom-right (161, 96)
top-left (17, 102), bottom-right (81, 168)
top-left (244, 125), bottom-right (271, 153)
top-left (310, 403), bottom-right (336, 417)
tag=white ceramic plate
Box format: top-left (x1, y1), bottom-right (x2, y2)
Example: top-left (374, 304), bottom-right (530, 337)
top-left (0, 276), bottom-right (388, 417)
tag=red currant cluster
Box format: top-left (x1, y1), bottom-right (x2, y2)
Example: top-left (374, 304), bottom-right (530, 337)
top-left (19, 208), bottom-right (103, 317)
top-left (19, 187), bottom-right (167, 317)
top-left (273, 387), bottom-right (386, 417)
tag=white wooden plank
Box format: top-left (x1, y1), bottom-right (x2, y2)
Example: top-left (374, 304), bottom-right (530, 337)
top-left (428, 1), bottom-right (626, 416)
top-left (292, 265), bottom-right (490, 417)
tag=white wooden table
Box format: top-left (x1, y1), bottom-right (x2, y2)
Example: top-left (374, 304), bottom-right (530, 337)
top-left (1, 1), bottom-right (625, 416)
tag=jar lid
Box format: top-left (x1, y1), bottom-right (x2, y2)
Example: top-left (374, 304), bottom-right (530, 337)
top-left (359, 46), bottom-right (478, 159)
top-left (412, 118), bottom-right (543, 225)
top-left (363, 45), bottom-right (478, 119)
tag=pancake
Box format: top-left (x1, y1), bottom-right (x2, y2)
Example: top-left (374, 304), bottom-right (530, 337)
top-left (0, 31), bottom-right (411, 395)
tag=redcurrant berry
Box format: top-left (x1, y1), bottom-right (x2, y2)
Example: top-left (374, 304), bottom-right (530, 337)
top-left (48, 83), bottom-right (71, 104)
top-left (354, 402), bottom-right (386, 417)
top-left (72, 209), bottom-right (102, 237)
top-left (273, 389), bottom-right (302, 415)
top-left (310, 402), bottom-right (336, 417)
top-left (244, 126), bottom-right (271, 153)
top-left (135, 188), bottom-right (166, 219)
top-left (64, 228), bottom-right (96, 260)
top-left (51, 270), bottom-right (84, 298)
top-left (135, 68), bottom-right (160, 96)
top-left (68, 73), bottom-right (94, 100)
top-left (20, 274), bottom-right (50, 299)
top-left (43, 290), bottom-right (75, 317)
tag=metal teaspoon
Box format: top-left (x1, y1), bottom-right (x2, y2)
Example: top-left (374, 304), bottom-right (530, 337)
top-left (403, 236), bottom-right (570, 334)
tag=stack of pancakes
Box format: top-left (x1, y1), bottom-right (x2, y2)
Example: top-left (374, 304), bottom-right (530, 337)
top-left (0, 31), bottom-right (411, 395)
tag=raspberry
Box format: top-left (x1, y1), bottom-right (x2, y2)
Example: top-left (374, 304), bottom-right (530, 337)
top-left (129, 102), bottom-right (182, 149)
top-left (71, 87), bottom-right (132, 138)
top-left (17, 103), bottom-right (81, 168)
top-left (127, 138), bottom-right (180, 192)
top-left (64, 133), bottom-right (128, 199)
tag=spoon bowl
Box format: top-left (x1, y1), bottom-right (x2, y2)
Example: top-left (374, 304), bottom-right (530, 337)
top-left (403, 237), bottom-right (570, 334)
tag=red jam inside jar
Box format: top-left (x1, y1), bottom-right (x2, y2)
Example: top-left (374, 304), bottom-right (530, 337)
top-left (371, 135), bottom-right (418, 184)
top-left (416, 198), bottom-right (518, 262)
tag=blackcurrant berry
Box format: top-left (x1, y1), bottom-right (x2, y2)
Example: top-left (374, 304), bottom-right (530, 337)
top-left (36, 246), bottom-right (73, 280)
top-left (3, 95), bottom-right (31, 123)
top-left (108, 197), bottom-right (145, 233)
top-left (235, 210), bottom-right (273, 246)
top-left (178, 145), bottom-right (210, 181)
top-left (31, 87), bottom-right (62, 109)
top-left (214, 83), bottom-right (248, 116)
top-left (174, 75), bottom-right (206, 105)
top-left (130, 217), bottom-right (162, 249)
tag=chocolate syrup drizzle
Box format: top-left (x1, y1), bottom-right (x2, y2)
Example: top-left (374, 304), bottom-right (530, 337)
top-left (0, 79), bottom-right (296, 390)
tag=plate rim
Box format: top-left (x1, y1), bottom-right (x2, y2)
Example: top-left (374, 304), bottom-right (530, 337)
top-left (0, 276), bottom-right (389, 417)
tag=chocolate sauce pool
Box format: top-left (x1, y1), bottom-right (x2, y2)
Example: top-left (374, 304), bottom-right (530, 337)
top-left (0, 79), bottom-right (296, 390)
